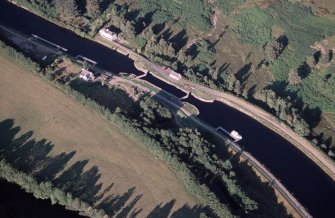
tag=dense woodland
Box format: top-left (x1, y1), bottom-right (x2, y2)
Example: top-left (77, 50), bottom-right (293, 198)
top-left (0, 38), bottom-right (292, 217)
top-left (11, 0), bottom-right (335, 160)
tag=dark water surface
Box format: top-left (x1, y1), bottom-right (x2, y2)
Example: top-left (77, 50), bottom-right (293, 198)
top-left (0, 180), bottom-right (83, 217)
top-left (1, 1), bottom-right (335, 217)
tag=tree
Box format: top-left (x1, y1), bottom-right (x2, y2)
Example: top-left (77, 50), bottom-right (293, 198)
top-left (55, 0), bottom-right (79, 22)
top-left (288, 69), bottom-right (302, 85)
top-left (291, 109), bottom-right (310, 136)
top-left (233, 80), bottom-right (242, 95)
top-left (86, 0), bottom-right (101, 18)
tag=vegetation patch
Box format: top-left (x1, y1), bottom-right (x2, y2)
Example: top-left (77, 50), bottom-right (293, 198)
top-left (137, 0), bottom-right (212, 31)
top-left (234, 7), bottom-right (273, 48)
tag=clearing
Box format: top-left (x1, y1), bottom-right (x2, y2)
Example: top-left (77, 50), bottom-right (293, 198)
top-left (0, 55), bottom-right (199, 217)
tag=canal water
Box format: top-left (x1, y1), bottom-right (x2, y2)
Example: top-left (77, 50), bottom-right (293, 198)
top-left (1, 1), bottom-right (335, 217)
top-left (0, 180), bottom-right (83, 217)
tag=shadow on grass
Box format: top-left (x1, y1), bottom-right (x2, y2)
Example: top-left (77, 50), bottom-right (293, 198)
top-left (0, 118), bottom-right (211, 217)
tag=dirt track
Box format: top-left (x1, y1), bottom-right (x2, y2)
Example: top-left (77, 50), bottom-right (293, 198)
top-left (0, 55), bottom-right (198, 217)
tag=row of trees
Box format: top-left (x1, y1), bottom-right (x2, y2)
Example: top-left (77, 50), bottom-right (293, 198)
top-left (54, 0), bottom-right (101, 20)
top-left (254, 89), bottom-right (310, 136)
top-left (25, 0), bottom-right (102, 21)
top-left (0, 159), bottom-right (107, 217)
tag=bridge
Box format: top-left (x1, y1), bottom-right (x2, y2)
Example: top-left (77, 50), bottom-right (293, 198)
top-left (75, 55), bottom-right (97, 66)
top-left (31, 34), bottom-right (67, 52)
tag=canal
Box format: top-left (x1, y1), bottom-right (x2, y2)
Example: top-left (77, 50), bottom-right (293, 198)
top-left (1, 1), bottom-right (335, 217)
top-left (0, 180), bottom-right (83, 217)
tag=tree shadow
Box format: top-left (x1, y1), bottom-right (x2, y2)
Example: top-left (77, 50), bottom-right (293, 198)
top-left (297, 61), bottom-right (311, 79)
top-left (98, 187), bottom-right (136, 216)
top-left (125, 9), bottom-right (140, 21)
top-left (134, 11), bottom-right (157, 34)
top-left (313, 51), bottom-right (322, 64)
top-left (265, 81), bottom-right (300, 102)
top-left (170, 29), bottom-right (188, 51)
top-left (160, 28), bottom-right (174, 41)
top-left (69, 79), bottom-right (136, 113)
top-left (302, 106), bottom-right (322, 129)
top-left (0, 119), bottom-right (212, 217)
top-left (100, 0), bottom-right (116, 12)
top-left (54, 160), bottom-right (103, 203)
top-left (116, 194), bottom-right (143, 218)
top-left (328, 50), bottom-right (333, 62)
top-left (185, 43), bottom-right (200, 59)
top-left (0, 119), bottom-right (74, 180)
top-left (152, 23), bottom-right (166, 35)
top-left (171, 204), bottom-right (212, 218)
top-left (147, 200), bottom-right (176, 218)
top-left (235, 63), bottom-right (252, 84)
top-left (277, 35), bottom-right (289, 48)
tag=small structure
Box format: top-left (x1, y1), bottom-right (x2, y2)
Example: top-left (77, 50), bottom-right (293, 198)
top-left (99, 28), bottom-right (118, 41)
top-left (75, 55), bottom-right (97, 66)
top-left (163, 67), bottom-right (182, 81)
top-left (169, 71), bottom-right (182, 80)
top-left (79, 69), bottom-right (95, 81)
top-left (230, 130), bottom-right (242, 142)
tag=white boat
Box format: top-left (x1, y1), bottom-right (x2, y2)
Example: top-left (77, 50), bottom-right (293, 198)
top-left (230, 130), bottom-right (242, 142)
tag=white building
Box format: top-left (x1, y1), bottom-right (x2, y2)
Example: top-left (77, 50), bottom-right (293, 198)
top-left (99, 28), bottom-right (118, 41)
top-left (164, 67), bottom-right (182, 81)
top-left (79, 69), bottom-right (95, 81)
top-left (169, 71), bottom-right (182, 81)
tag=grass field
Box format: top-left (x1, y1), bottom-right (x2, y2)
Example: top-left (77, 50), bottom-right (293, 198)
top-left (0, 55), bottom-right (200, 217)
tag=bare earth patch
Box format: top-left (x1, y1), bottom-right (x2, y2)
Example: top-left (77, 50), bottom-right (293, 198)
top-left (0, 55), bottom-right (197, 217)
